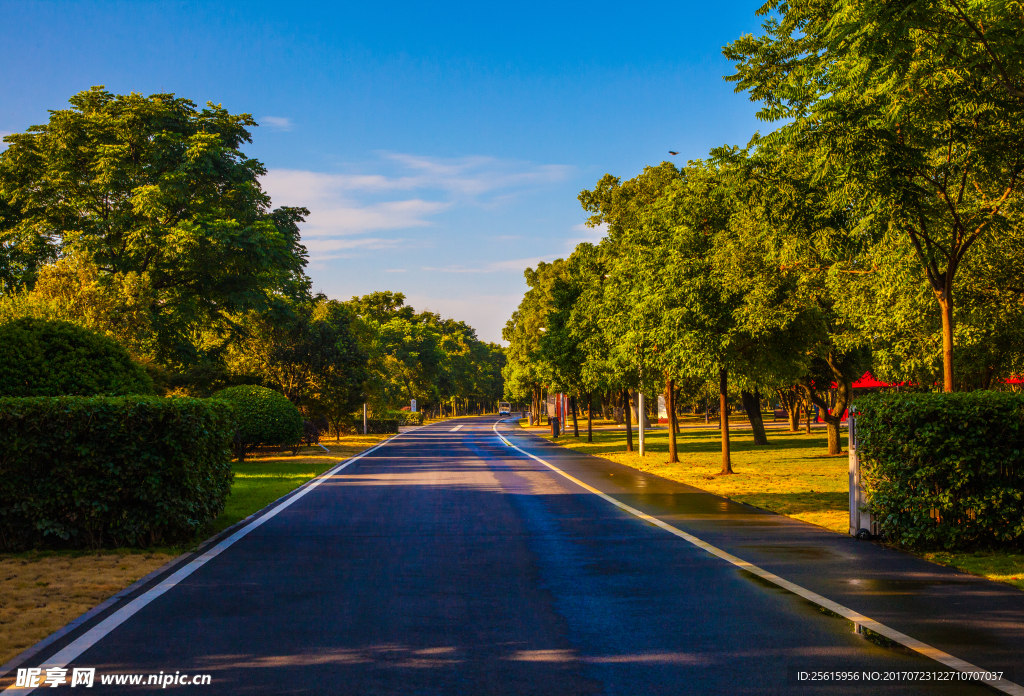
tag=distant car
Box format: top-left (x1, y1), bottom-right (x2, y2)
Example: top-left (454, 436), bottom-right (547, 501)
top-left (499, 402), bottom-right (511, 416)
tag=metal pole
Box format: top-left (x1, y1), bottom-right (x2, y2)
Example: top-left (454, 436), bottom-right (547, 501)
top-left (638, 392), bottom-right (645, 456)
top-left (363, 403), bottom-right (367, 435)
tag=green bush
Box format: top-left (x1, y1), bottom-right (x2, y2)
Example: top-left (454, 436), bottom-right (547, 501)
top-left (365, 419), bottom-right (400, 434)
top-left (857, 392), bottom-right (1024, 550)
top-left (0, 318), bottom-right (153, 397)
top-left (212, 385), bottom-right (303, 459)
top-left (0, 396), bottom-right (234, 551)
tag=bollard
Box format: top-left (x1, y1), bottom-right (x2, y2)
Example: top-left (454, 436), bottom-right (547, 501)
top-left (551, 416), bottom-right (559, 438)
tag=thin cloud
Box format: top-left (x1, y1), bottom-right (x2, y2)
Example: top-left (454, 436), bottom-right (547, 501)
top-left (260, 154), bottom-right (573, 262)
top-left (421, 255), bottom-right (558, 274)
top-left (261, 116), bottom-right (294, 131)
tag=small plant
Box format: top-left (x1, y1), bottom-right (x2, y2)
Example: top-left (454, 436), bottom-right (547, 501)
top-left (212, 385), bottom-right (303, 460)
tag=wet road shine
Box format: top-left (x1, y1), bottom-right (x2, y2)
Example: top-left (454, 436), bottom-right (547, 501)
top-left (4, 417), bottom-right (1013, 695)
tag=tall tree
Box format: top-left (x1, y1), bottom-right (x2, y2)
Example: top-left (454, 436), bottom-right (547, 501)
top-left (0, 87), bottom-right (310, 367)
top-left (726, 0), bottom-right (1024, 392)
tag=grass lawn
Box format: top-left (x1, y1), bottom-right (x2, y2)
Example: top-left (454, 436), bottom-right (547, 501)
top-left (523, 420), bottom-right (1024, 592)
top-left (526, 421), bottom-right (851, 533)
top-left (0, 433), bottom-right (389, 666)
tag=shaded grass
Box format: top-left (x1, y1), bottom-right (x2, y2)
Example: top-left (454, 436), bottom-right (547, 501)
top-left (533, 423), bottom-right (1024, 592)
top-left (0, 434), bottom-right (388, 666)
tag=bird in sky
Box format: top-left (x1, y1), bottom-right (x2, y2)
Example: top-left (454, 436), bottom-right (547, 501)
top-left (668, 151), bottom-right (679, 155)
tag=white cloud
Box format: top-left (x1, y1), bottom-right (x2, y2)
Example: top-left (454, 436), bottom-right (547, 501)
top-left (562, 221), bottom-right (608, 252)
top-left (421, 254), bottom-right (558, 274)
top-left (260, 154), bottom-right (573, 262)
top-left (406, 293), bottom-right (525, 344)
top-left (260, 116), bottom-right (293, 131)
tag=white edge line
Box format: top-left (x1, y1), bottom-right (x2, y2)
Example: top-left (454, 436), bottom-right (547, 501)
top-left (3, 433), bottom-right (402, 694)
top-left (492, 421), bottom-right (1024, 696)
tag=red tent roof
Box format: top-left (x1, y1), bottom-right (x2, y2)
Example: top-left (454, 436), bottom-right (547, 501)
top-left (852, 371), bottom-right (901, 389)
top-left (852, 372), bottom-right (1024, 388)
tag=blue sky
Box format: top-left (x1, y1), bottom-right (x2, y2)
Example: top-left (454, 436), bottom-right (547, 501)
top-left (2, 0), bottom-right (768, 342)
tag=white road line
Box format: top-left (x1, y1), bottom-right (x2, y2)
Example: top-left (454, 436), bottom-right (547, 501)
top-left (450, 425), bottom-right (463, 431)
top-left (3, 434), bottom-right (402, 694)
top-left (492, 422), bottom-right (1024, 696)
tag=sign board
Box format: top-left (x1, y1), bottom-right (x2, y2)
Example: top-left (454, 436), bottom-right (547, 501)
top-left (658, 395), bottom-right (667, 420)
top-left (546, 394), bottom-right (557, 417)
top-left (410, 399), bottom-right (417, 413)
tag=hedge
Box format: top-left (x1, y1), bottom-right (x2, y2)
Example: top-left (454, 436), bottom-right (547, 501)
top-left (0, 318), bottom-right (153, 397)
top-left (0, 396), bottom-right (234, 551)
top-left (857, 392), bottom-right (1024, 550)
top-left (365, 419), bottom-right (399, 434)
top-left (211, 385), bottom-right (303, 460)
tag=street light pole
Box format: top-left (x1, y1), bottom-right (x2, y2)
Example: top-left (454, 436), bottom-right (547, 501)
top-left (638, 392), bottom-right (645, 456)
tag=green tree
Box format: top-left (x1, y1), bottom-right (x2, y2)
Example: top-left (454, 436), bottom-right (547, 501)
top-left (725, 0), bottom-right (1024, 392)
top-left (0, 87), bottom-right (310, 368)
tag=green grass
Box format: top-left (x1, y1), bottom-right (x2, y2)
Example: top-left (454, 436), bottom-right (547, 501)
top-left (530, 422), bottom-right (1024, 592)
top-left (209, 434), bottom-right (390, 534)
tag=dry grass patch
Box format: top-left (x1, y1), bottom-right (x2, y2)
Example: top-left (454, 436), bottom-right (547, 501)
top-left (0, 551), bottom-right (174, 666)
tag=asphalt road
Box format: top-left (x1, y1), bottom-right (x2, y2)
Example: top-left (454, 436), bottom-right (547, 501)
top-left (4, 417), bottom-right (1017, 695)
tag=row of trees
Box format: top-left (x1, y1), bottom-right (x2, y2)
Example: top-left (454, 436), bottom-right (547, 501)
top-left (504, 0), bottom-right (1024, 471)
top-left (0, 87), bottom-right (504, 431)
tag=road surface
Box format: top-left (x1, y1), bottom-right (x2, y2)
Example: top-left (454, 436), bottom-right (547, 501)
top-left (4, 417), bottom-right (1019, 695)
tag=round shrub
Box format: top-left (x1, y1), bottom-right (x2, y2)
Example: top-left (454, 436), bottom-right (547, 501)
top-left (212, 384), bottom-right (303, 459)
top-left (0, 318), bottom-right (153, 397)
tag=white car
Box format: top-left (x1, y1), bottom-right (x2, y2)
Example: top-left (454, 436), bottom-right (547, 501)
top-left (498, 402), bottom-right (511, 416)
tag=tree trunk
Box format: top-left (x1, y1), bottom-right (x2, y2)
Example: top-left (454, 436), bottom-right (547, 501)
top-left (667, 376), bottom-right (679, 463)
top-left (570, 396), bottom-right (579, 437)
top-left (806, 354), bottom-right (854, 456)
top-left (938, 293), bottom-right (955, 393)
top-left (777, 387), bottom-right (800, 432)
top-left (586, 391), bottom-right (593, 443)
top-left (720, 368), bottom-right (733, 474)
top-left (623, 388), bottom-right (634, 452)
top-left (741, 389), bottom-right (769, 446)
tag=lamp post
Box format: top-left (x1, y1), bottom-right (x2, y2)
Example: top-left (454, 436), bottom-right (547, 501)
top-left (638, 392), bottom-right (645, 456)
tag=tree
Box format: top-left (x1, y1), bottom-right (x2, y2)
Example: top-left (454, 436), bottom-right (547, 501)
top-left (0, 87), bottom-right (310, 368)
top-left (226, 297), bottom-right (368, 435)
top-left (726, 0), bottom-right (1024, 392)
top-left (503, 261), bottom-right (566, 420)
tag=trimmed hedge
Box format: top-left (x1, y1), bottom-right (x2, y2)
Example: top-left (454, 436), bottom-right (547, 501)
top-left (211, 385), bottom-right (303, 459)
top-left (0, 318), bottom-right (153, 397)
top-left (365, 419), bottom-right (399, 434)
top-left (0, 396), bottom-right (234, 551)
top-left (857, 392), bottom-right (1024, 550)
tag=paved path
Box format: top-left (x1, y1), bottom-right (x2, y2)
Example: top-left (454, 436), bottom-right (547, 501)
top-left (3, 417), bottom-right (1020, 694)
